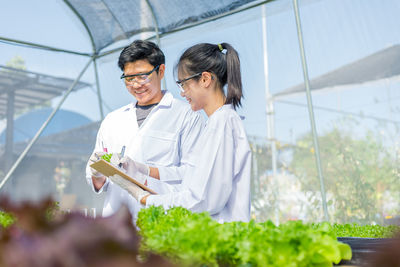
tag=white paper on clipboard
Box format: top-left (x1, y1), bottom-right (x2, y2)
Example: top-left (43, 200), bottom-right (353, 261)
top-left (90, 159), bottom-right (157, 195)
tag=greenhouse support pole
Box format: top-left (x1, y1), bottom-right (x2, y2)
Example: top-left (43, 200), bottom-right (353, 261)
top-left (251, 145), bottom-right (260, 193)
top-left (145, 0), bottom-right (167, 91)
top-left (0, 58), bottom-right (94, 191)
top-left (261, 4), bottom-right (279, 225)
top-left (4, 90), bottom-right (15, 173)
top-left (93, 58), bottom-right (104, 120)
top-left (292, 0), bottom-right (329, 222)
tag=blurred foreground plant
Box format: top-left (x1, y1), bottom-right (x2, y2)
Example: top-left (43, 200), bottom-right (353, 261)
top-left (0, 197), bottom-right (173, 267)
top-left (0, 211), bottom-right (14, 228)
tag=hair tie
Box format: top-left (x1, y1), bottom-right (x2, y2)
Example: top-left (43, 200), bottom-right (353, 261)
top-left (217, 44), bottom-right (223, 52)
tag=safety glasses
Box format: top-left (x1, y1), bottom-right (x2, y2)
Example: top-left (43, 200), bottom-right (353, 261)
top-left (121, 65), bottom-right (160, 85)
top-left (176, 72), bottom-right (202, 92)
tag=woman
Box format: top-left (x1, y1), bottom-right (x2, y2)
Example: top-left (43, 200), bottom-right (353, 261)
top-left (112, 42), bottom-right (251, 222)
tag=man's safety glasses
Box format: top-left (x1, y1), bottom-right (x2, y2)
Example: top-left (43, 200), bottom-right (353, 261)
top-left (176, 72), bottom-right (202, 92)
top-left (121, 65), bottom-right (160, 85)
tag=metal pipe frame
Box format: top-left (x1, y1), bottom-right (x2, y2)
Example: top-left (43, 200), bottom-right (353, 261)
top-left (292, 0), bottom-right (329, 222)
top-left (261, 4), bottom-right (280, 225)
top-left (144, 0), bottom-right (167, 90)
top-left (0, 36), bottom-right (91, 57)
top-left (62, 0), bottom-right (105, 121)
top-left (93, 59), bottom-right (104, 120)
top-left (4, 90), bottom-right (15, 173)
top-left (62, 0), bottom-right (97, 54)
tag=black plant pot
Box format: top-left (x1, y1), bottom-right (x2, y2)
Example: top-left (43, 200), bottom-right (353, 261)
top-left (336, 237), bottom-right (391, 266)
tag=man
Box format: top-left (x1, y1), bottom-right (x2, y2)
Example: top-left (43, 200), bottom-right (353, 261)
top-left (86, 40), bottom-right (203, 219)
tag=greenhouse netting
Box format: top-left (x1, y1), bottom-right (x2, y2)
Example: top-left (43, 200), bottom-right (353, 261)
top-left (0, 0), bottom-right (399, 226)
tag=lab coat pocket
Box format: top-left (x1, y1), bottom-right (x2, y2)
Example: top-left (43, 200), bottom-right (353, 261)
top-left (142, 130), bottom-right (177, 165)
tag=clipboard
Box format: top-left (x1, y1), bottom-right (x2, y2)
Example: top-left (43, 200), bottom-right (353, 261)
top-left (90, 159), bottom-right (157, 195)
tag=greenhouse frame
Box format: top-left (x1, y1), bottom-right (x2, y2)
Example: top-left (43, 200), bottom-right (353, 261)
top-left (0, 0), bottom-right (399, 226)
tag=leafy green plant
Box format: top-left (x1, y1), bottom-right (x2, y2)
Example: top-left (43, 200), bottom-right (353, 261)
top-left (329, 223), bottom-right (400, 238)
top-left (101, 153), bottom-right (113, 162)
top-left (0, 211), bottom-right (14, 228)
top-left (137, 206), bottom-right (352, 267)
top-left (289, 124), bottom-right (400, 224)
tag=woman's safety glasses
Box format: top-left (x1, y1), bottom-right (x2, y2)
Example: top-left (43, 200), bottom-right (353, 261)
top-left (176, 72), bottom-right (202, 92)
top-left (121, 65), bottom-right (160, 85)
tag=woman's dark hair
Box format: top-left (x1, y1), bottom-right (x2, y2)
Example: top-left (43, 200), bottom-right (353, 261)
top-left (118, 40), bottom-right (165, 71)
top-left (176, 42), bottom-right (242, 109)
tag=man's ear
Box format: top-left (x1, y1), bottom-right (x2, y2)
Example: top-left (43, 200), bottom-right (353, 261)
top-left (158, 64), bottom-right (165, 79)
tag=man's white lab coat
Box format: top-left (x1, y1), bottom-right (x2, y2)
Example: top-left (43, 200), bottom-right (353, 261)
top-left (86, 91), bottom-right (204, 218)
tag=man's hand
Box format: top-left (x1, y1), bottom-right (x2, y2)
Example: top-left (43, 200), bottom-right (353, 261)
top-left (119, 156), bottom-right (150, 184)
top-left (88, 151), bottom-right (107, 190)
top-left (109, 153), bottom-right (124, 167)
top-left (109, 175), bottom-right (150, 202)
top-left (88, 151), bottom-right (106, 177)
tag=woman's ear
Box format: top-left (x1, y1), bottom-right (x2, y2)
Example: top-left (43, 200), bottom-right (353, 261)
top-left (201, 71), bottom-right (213, 87)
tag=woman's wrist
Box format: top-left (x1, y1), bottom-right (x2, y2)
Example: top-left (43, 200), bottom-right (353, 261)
top-left (140, 194), bottom-right (150, 205)
top-left (149, 167), bottom-right (160, 180)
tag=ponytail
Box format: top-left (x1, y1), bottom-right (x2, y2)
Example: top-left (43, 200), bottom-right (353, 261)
top-left (176, 42), bottom-right (243, 109)
top-left (220, 43), bottom-right (242, 109)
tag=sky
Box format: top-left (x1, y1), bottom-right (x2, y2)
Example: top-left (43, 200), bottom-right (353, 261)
top-left (0, 0), bottom-right (399, 145)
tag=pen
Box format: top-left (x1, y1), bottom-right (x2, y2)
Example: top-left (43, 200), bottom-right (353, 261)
top-left (119, 145), bottom-right (126, 167)
top-left (120, 145), bottom-right (126, 157)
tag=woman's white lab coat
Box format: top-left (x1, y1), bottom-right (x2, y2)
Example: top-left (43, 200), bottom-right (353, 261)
top-left (86, 91), bottom-right (204, 217)
top-left (146, 104), bottom-right (251, 222)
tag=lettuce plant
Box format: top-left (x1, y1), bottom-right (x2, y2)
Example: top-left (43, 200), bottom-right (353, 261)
top-left (101, 153), bottom-right (113, 162)
top-left (330, 223), bottom-right (399, 238)
top-left (137, 206), bottom-right (352, 266)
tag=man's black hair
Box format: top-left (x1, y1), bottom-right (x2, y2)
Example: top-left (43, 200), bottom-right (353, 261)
top-left (118, 40), bottom-right (165, 71)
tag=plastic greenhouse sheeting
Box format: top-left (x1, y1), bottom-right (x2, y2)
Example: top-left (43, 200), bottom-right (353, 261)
top-left (275, 44), bottom-right (400, 99)
top-left (65, 0), bottom-right (261, 52)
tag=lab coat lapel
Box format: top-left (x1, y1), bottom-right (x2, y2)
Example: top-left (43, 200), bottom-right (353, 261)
top-left (136, 90), bottom-right (173, 130)
top-left (123, 103), bottom-right (142, 160)
top-left (126, 91), bottom-right (173, 162)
